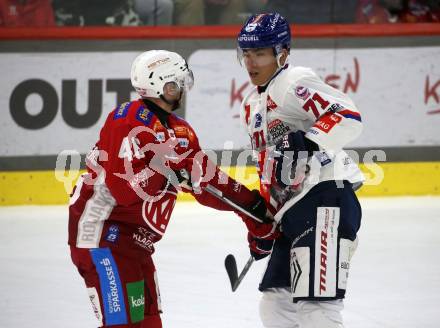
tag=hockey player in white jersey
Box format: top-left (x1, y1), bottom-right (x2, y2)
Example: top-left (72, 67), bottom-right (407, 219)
top-left (237, 13), bottom-right (364, 328)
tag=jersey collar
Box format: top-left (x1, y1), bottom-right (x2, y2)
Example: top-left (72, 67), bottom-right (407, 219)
top-left (142, 98), bottom-right (171, 127)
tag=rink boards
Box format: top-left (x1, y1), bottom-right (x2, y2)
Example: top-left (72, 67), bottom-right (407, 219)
top-left (1, 162), bottom-right (439, 205)
top-left (1, 26), bottom-right (439, 205)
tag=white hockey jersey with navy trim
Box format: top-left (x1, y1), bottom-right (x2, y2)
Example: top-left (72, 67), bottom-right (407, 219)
top-left (240, 64), bottom-right (365, 221)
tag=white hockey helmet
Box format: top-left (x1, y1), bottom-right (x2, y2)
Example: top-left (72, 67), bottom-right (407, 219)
top-left (131, 50), bottom-right (194, 98)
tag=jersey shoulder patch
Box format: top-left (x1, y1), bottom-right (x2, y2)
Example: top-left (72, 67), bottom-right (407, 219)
top-left (113, 101), bottom-right (132, 120)
top-left (169, 114), bottom-right (198, 144)
top-left (135, 105), bottom-right (154, 126)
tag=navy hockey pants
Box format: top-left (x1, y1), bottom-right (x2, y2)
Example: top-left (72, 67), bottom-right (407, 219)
top-left (259, 180), bottom-right (362, 301)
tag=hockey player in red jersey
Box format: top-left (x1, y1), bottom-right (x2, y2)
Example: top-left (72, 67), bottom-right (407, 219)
top-left (68, 50), bottom-right (277, 327)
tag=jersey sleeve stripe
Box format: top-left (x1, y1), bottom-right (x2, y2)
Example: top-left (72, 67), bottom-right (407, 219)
top-left (338, 109), bottom-right (362, 122)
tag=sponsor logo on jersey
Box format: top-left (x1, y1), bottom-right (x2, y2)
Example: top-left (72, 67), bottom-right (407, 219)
top-left (105, 225), bottom-right (120, 243)
top-left (267, 95), bottom-right (278, 111)
top-left (178, 138), bottom-right (189, 148)
top-left (113, 102), bottom-right (131, 120)
top-left (126, 280), bottom-right (145, 323)
top-left (90, 248), bottom-right (127, 325)
top-left (155, 132), bottom-right (165, 142)
top-left (268, 119), bottom-right (290, 143)
top-left (313, 113), bottom-right (342, 133)
top-left (136, 107), bottom-right (154, 126)
top-left (328, 103), bottom-right (344, 113)
top-left (173, 126), bottom-right (188, 136)
top-left (295, 86), bottom-right (310, 100)
top-left (254, 113), bottom-right (263, 128)
top-left (132, 227), bottom-right (156, 253)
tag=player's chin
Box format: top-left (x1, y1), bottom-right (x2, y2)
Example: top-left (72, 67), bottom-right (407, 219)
top-left (249, 74), bottom-right (261, 86)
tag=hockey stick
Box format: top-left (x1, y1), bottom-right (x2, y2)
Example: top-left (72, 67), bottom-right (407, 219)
top-left (178, 169), bottom-right (264, 224)
top-left (225, 254), bottom-right (254, 292)
top-left (201, 183), bottom-right (261, 291)
top-left (177, 171), bottom-right (261, 291)
top-left (203, 184), bottom-right (264, 223)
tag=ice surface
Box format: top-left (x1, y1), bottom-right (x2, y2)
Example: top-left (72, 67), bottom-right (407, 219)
top-left (0, 197), bottom-right (439, 327)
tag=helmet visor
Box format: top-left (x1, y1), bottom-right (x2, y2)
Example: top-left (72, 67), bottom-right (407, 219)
top-left (237, 47), bottom-right (278, 67)
top-left (176, 69), bottom-right (194, 92)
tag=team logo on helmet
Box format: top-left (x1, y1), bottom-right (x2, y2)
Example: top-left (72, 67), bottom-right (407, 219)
top-left (245, 23), bottom-right (257, 32)
top-left (245, 14), bottom-right (266, 32)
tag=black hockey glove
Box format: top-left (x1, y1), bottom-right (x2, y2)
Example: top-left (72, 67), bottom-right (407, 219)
top-left (247, 190), bottom-right (273, 224)
top-left (247, 232), bottom-right (274, 261)
top-left (238, 190), bottom-right (280, 240)
top-left (274, 131), bottom-right (319, 188)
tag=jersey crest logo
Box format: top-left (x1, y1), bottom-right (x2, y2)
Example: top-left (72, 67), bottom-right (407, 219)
top-left (295, 86), bottom-right (310, 100)
top-left (142, 191), bottom-right (177, 236)
top-left (136, 107), bottom-right (154, 126)
top-left (113, 102), bottom-right (131, 120)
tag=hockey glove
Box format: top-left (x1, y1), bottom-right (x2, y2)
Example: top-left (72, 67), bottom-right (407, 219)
top-left (248, 232), bottom-right (274, 261)
top-left (238, 190), bottom-right (280, 240)
top-left (172, 156), bottom-right (212, 194)
top-left (274, 131), bottom-right (319, 188)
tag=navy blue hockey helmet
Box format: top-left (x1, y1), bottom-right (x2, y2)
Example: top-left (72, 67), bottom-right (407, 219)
top-left (237, 13), bottom-right (291, 54)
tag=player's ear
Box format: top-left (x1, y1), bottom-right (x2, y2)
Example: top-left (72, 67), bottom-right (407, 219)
top-left (276, 49), bottom-right (288, 68)
top-left (279, 49), bottom-right (288, 66)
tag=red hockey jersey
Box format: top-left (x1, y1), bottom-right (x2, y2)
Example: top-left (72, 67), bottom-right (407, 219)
top-left (68, 99), bottom-right (258, 254)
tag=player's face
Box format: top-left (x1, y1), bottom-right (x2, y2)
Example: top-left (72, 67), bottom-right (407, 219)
top-left (242, 48), bottom-right (278, 86)
top-left (162, 82), bottom-right (184, 111)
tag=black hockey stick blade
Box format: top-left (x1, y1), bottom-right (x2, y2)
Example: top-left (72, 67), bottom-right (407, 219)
top-left (225, 254), bottom-right (254, 292)
top-left (225, 254), bottom-right (239, 291)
